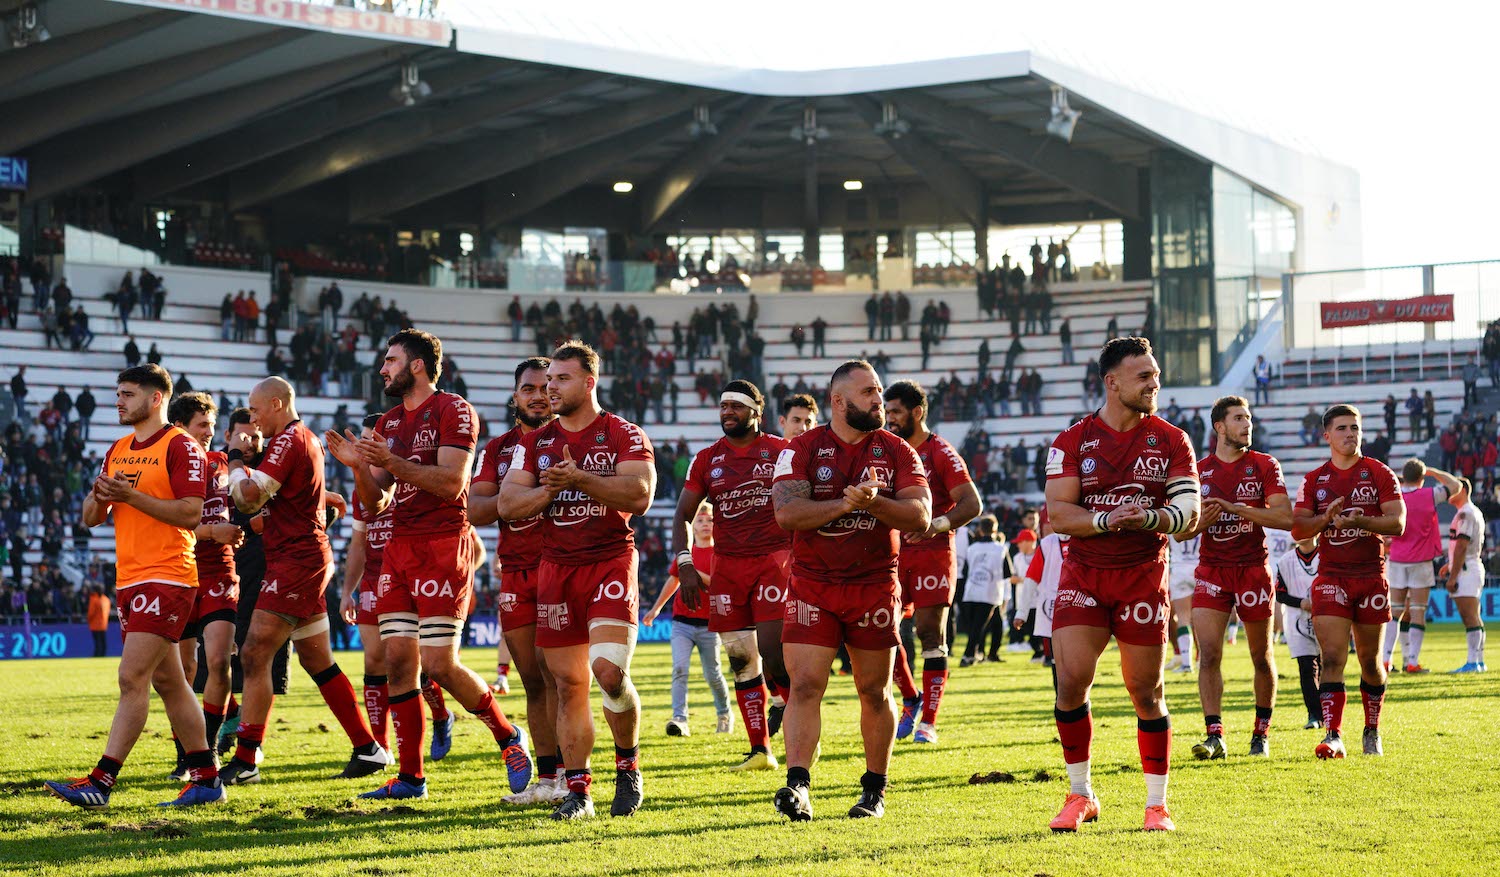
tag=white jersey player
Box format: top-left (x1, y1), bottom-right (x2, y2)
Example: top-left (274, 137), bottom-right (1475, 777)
top-left (1264, 528), bottom-right (1293, 643)
top-left (1442, 479), bottom-right (1487, 673)
top-left (1274, 537), bottom-right (1322, 728)
top-left (1167, 534), bottom-right (1200, 671)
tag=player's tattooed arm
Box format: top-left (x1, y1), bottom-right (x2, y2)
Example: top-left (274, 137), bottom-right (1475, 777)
top-left (772, 479), bottom-right (853, 531)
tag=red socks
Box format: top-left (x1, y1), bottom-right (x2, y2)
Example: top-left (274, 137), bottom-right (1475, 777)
top-left (920, 659), bottom-right (948, 725)
top-left (1054, 703), bottom-right (1092, 764)
top-left (1253, 706), bottom-right (1273, 737)
top-left (312, 664), bottom-right (375, 748)
top-left (734, 677), bottom-right (770, 749)
top-left (1319, 682), bottom-right (1346, 732)
top-left (1360, 681), bottom-right (1385, 729)
top-left (388, 689), bottom-right (425, 780)
top-left (421, 676), bottom-right (451, 722)
top-left (470, 690), bottom-right (516, 743)
top-left (234, 722), bottom-right (266, 766)
top-left (892, 642), bottom-right (920, 701)
top-left (364, 674), bottom-right (390, 751)
top-left (1137, 715), bottom-right (1171, 774)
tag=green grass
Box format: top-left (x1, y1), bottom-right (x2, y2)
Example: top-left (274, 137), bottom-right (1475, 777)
top-left (1, 625), bottom-right (1496, 877)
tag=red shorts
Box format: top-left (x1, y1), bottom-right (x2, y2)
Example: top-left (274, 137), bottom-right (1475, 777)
top-left (192, 572), bottom-right (240, 623)
top-left (1192, 563), bottom-right (1275, 622)
top-left (1052, 559), bottom-right (1168, 646)
top-left (118, 582), bottom-right (197, 642)
top-left (782, 575), bottom-right (900, 651)
top-left (499, 566), bottom-right (540, 629)
top-left (535, 551), bottom-right (638, 648)
top-left (708, 549), bottom-right (791, 632)
top-left (377, 532), bottom-right (474, 620)
top-left (898, 548), bottom-right (957, 609)
top-left (257, 558), bottom-right (333, 622)
top-left (354, 573), bottom-right (380, 627)
top-left (1311, 573), bottom-right (1391, 625)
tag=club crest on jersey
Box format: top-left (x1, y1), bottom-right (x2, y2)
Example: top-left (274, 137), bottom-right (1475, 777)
top-left (1146, 434), bottom-right (1159, 447)
top-left (1245, 464), bottom-right (1255, 475)
top-left (423, 410), bottom-right (431, 422)
top-left (760, 449), bottom-right (770, 459)
top-left (1359, 469), bottom-right (1370, 480)
top-left (1081, 458), bottom-right (1097, 475)
top-left (872, 445), bottom-right (884, 457)
top-left (596, 432), bottom-right (606, 443)
top-left (816, 465), bottom-right (834, 482)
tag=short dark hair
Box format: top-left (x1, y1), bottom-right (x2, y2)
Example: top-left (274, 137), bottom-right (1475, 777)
top-left (118, 364), bottom-right (172, 398)
top-left (1401, 458), bottom-right (1427, 483)
top-left (167, 391), bottom-right (217, 426)
top-left (973, 514), bottom-right (998, 540)
top-left (550, 341), bottom-right (600, 376)
top-left (1458, 476), bottom-right (1473, 497)
top-left (387, 328), bottom-right (442, 382)
top-left (721, 378), bottom-right (765, 407)
top-left (1097, 336), bottom-right (1152, 377)
top-left (883, 379), bottom-right (927, 413)
top-left (830, 359), bottom-right (875, 388)
top-left (514, 356), bottom-right (550, 385)
top-left (228, 407), bottom-right (253, 428)
top-left (781, 393), bottom-right (818, 417)
top-left (1211, 395), bottom-right (1249, 426)
top-left (1322, 403), bottom-right (1360, 428)
top-left (362, 413), bottom-right (382, 429)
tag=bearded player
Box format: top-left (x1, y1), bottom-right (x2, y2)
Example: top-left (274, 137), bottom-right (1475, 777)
top-left (222, 377), bottom-right (383, 785)
top-left (167, 392), bottom-right (243, 779)
top-left (771, 360), bottom-right (931, 821)
top-left (1044, 337), bottom-right (1199, 833)
top-left (1291, 404), bottom-right (1405, 758)
top-left (674, 379), bottom-right (790, 771)
top-left (329, 329), bottom-right (531, 800)
top-left (469, 357), bottom-right (568, 804)
top-left (498, 341), bottom-right (655, 820)
top-left (46, 364), bottom-right (223, 809)
top-left (1176, 396), bottom-right (1291, 760)
top-left (883, 380), bottom-right (981, 745)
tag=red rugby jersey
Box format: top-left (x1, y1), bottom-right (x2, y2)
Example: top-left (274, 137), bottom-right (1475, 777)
top-left (195, 449), bottom-right (236, 579)
top-left (475, 425), bottom-right (544, 571)
top-left (1197, 450), bottom-right (1287, 567)
top-left (1046, 413), bottom-right (1198, 569)
top-left (900, 432), bottom-right (972, 553)
top-left (256, 420), bottom-right (331, 567)
top-left (683, 433), bottom-right (791, 558)
top-left (1294, 456), bottom-right (1401, 577)
top-left (375, 391), bottom-right (478, 538)
top-left (771, 424), bottom-right (929, 590)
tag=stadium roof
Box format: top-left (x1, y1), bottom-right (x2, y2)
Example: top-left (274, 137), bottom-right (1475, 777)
top-left (2, 0), bottom-right (1357, 246)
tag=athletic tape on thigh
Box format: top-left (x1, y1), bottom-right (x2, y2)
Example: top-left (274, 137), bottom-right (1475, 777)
top-left (720, 628), bottom-right (762, 681)
top-left (378, 612), bottom-right (420, 641)
top-left (419, 616), bottom-right (462, 647)
top-left (290, 615), bottom-right (330, 641)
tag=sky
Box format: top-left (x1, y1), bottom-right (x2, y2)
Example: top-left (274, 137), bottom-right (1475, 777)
top-left (446, 0), bottom-right (1500, 271)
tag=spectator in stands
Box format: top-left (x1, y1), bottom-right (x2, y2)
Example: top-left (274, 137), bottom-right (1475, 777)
top-left (39, 307), bottom-right (61, 349)
top-left (87, 585), bottom-right (110, 657)
top-left (1106, 315), bottom-right (1119, 341)
top-left (1082, 362), bottom-right (1103, 411)
top-left (1300, 405), bottom-right (1322, 446)
top-left (149, 272), bottom-right (167, 320)
top-left (231, 290), bottom-right (248, 341)
top-left (74, 387), bottom-right (95, 441)
top-left (9, 367), bottom-right (26, 419)
top-left (146, 341), bottom-right (162, 366)
top-left (50, 388), bottom-right (71, 428)
top-left (1038, 286), bottom-right (1053, 334)
top-left (1141, 299), bottom-right (1156, 341)
top-left (1028, 368), bottom-right (1046, 415)
top-left (1022, 285), bottom-right (1039, 335)
top-left (506, 295), bottom-right (524, 341)
top-left (1384, 394), bottom-right (1399, 438)
top-left (30, 258), bottom-right (50, 312)
top-left (245, 290), bottom-right (261, 341)
top-left (1363, 430), bottom-right (1392, 465)
top-left (1253, 355), bottom-right (1273, 405)
top-left (123, 335), bottom-right (140, 368)
top-left (1464, 355), bottom-right (1481, 406)
top-left (220, 293), bottom-right (234, 340)
top-left (70, 305), bottom-right (94, 350)
top-left (1424, 389), bottom-right (1437, 440)
top-left (115, 271), bottom-right (136, 333)
top-left (937, 300), bottom-right (952, 338)
top-left (51, 277), bottom-right (71, 316)
top-left (896, 291), bottom-right (912, 340)
top-left (1405, 388), bottom-right (1424, 442)
top-left (877, 293), bottom-right (895, 341)
top-left (1002, 336), bottom-right (1024, 384)
top-left (864, 293), bottom-right (879, 341)
top-left (1439, 424), bottom-right (1459, 471)
top-left (977, 338), bottom-right (992, 377)
top-left (790, 324), bottom-right (806, 357)
top-left (2, 278), bottom-right (17, 328)
top-left (324, 281), bottom-right (343, 333)
top-left (1059, 318), bottom-right (1074, 365)
top-left (811, 316), bottom-right (828, 357)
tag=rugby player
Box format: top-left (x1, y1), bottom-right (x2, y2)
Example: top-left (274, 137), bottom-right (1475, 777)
top-left (1291, 404), bottom-right (1405, 758)
top-left (1178, 396), bottom-right (1292, 759)
top-left (47, 365), bottom-right (223, 808)
top-left (1166, 532), bottom-right (1199, 673)
top-left (1442, 478), bottom-right (1488, 673)
top-left (1384, 460), bottom-right (1464, 673)
top-left (330, 329), bottom-right (531, 800)
top-left (498, 341), bottom-right (655, 820)
top-left (166, 392), bottom-right (242, 780)
top-left (674, 380), bottom-right (790, 770)
top-left (770, 360), bottom-right (931, 821)
top-left (1043, 337), bottom-right (1200, 833)
top-left (222, 377), bottom-right (383, 785)
top-left (1274, 536), bottom-right (1323, 727)
top-left (884, 380), bottom-right (981, 745)
top-left (469, 357), bottom-right (568, 804)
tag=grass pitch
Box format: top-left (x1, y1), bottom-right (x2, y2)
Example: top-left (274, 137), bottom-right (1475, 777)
top-left (1, 625), bottom-right (1496, 877)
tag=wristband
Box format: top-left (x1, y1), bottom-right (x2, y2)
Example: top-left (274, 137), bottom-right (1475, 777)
top-left (1092, 511), bottom-right (1110, 534)
top-left (1141, 508), bottom-right (1161, 531)
top-left (932, 515), bottom-right (951, 533)
top-left (226, 449), bottom-right (245, 462)
top-left (228, 467), bottom-right (249, 486)
top-left (676, 550), bottom-right (694, 569)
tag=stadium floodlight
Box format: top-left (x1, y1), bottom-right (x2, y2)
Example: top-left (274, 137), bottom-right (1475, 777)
top-left (843, 180), bottom-right (863, 191)
top-left (790, 106), bottom-right (830, 146)
top-left (687, 104), bottom-right (718, 138)
top-left (1047, 86), bottom-right (1081, 142)
top-left (872, 101), bottom-right (910, 139)
top-left (389, 62), bottom-right (432, 107)
top-left (5, 3), bottom-right (49, 47)
top-left (612, 181), bottom-right (634, 193)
